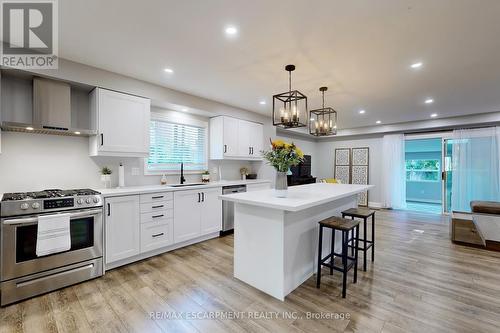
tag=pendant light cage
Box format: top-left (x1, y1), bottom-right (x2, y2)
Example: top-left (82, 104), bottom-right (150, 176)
top-left (309, 87), bottom-right (338, 136)
top-left (272, 65), bottom-right (308, 129)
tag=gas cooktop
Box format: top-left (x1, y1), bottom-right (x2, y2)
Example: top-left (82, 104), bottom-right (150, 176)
top-left (2, 189), bottom-right (100, 201)
top-left (1, 189), bottom-right (102, 217)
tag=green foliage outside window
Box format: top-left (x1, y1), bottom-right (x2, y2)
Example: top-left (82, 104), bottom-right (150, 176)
top-left (405, 159), bottom-right (440, 182)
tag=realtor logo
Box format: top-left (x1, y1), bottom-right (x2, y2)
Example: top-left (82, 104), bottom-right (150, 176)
top-left (1, 0), bottom-right (58, 68)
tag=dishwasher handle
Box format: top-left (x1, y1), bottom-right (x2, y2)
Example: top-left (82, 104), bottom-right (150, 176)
top-left (222, 185), bottom-right (247, 194)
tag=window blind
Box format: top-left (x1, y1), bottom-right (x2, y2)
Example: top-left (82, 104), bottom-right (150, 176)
top-left (147, 119), bottom-right (207, 172)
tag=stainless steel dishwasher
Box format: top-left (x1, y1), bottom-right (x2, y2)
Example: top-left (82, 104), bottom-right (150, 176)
top-left (221, 185), bottom-right (246, 234)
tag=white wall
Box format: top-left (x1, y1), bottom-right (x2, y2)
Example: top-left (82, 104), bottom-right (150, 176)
top-left (316, 136), bottom-right (383, 207)
top-left (0, 131), bottom-right (102, 193)
top-left (0, 58), bottom-right (349, 196)
top-left (0, 108), bottom-right (267, 193)
top-left (0, 59), bottom-right (280, 193)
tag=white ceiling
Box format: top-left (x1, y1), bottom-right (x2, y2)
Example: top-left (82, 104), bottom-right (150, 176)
top-left (59, 0), bottom-right (500, 129)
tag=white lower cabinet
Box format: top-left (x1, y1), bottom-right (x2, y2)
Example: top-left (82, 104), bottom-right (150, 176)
top-left (105, 187), bottom-right (223, 267)
top-left (200, 187), bottom-right (223, 234)
top-left (105, 195), bottom-right (141, 264)
top-left (140, 219), bottom-right (173, 252)
top-left (173, 190), bottom-right (202, 243)
top-left (174, 187), bottom-right (222, 243)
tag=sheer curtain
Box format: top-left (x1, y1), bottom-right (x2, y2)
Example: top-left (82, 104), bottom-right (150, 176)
top-left (451, 127), bottom-right (500, 212)
top-left (381, 134), bottom-right (407, 209)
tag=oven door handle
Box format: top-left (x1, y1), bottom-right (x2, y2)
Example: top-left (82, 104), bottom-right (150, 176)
top-left (2, 208), bottom-right (103, 225)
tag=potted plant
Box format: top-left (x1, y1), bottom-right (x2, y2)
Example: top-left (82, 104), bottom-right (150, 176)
top-left (240, 167), bottom-right (249, 180)
top-left (201, 170), bottom-right (210, 183)
top-left (100, 166), bottom-right (112, 188)
top-left (262, 139), bottom-right (304, 197)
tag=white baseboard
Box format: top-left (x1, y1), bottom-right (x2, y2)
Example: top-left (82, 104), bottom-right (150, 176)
top-left (368, 201), bottom-right (383, 209)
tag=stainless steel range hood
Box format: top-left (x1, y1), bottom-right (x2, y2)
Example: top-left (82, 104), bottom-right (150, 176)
top-left (0, 77), bottom-right (96, 136)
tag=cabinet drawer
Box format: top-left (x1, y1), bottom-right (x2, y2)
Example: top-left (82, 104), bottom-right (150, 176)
top-left (140, 201), bottom-right (173, 213)
top-left (140, 210), bottom-right (173, 224)
top-left (140, 192), bottom-right (173, 203)
top-left (140, 220), bottom-right (173, 253)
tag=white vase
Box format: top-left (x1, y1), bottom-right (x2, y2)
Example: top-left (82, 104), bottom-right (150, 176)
top-left (101, 174), bottom-right (111, 188)
top-left (275, 171), bottom-right (288, 198)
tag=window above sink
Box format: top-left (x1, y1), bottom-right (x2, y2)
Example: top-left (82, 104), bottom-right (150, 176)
top-left (145, 111), bottom-right (208, 175)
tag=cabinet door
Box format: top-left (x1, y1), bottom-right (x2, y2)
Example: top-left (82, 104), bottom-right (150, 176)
top-left (97, 89), bottom-right (150, 155)
top-left (200, 187), bottom-right (222, 235)
top-left (173, 190), bottom-right (201, 243)
top-left (223, 117), bottom-right (239, 157)
top-left (237, 120), bottom-right (252, 157)
top-left (249, 122), bottom-right (263, 158)
top-left (105, 195), bottom-right (140, 264)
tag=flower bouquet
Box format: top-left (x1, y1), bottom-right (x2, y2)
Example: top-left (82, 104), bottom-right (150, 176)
top-left (262, 139), bottom-right (304, 197)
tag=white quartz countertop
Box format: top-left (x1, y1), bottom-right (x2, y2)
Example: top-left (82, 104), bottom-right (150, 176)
top-left (97, 179), bottom-right (271, 197)
top-left (219, 183), bottom-right (374, 212)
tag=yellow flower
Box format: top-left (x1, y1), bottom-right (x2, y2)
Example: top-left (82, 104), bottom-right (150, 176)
top-left (295, 147), bottom-right (304, 158)
top-left (272, 140), bottom-right (285, 148)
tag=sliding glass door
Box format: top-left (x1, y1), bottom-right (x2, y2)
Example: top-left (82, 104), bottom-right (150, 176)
top-left (442, 139), bottom-right (453, 214)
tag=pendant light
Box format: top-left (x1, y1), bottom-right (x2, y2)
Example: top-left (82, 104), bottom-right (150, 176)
top-left (272, 64), bottom-right (308, 128)
top-left (309, 86), bottom-right (338, 136)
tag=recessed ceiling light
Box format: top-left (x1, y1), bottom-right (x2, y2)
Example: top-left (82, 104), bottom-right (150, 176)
top-left (26, 127), bottom-right (34, 131)
top-left (430, 113), bottom-right (438, 118)
top-left (259, 101), bottom-right (266, 105)
top-left (376, 120), bottom-right (381, 124)
top-left (164, 68), bottom-right (174, 73)
top-left (359, 110), bottom-right (366, 114)
top-left (425, 98), bottom-right (434, 104)
top-left (309, 118), bottom-right (315, 121)
top-left (410, 62), bottom-right (423, 69)
top-left (74, 131), bottom-right (81, 135)
top-left (225, 26), bottom-right (238, 36)
top-left (181, 108), bottom-right (188, 112)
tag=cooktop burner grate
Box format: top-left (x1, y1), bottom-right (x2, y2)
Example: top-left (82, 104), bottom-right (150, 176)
top-left (1, 189), bottom-right (101, 201)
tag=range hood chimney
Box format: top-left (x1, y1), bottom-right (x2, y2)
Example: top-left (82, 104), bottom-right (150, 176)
top-left (33, 77), bottom-right (72, 131)
top-left (0, 76), bottom-right (96, 136)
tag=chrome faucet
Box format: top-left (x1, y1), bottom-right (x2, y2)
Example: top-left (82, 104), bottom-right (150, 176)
top-left (180, 162), bottom-right (186, 184)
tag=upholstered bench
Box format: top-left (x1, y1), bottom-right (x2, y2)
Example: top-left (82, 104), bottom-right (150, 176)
top-left (471, 201), bottom-right (500, 251)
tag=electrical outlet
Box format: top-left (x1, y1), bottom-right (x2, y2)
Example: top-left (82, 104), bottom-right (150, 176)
top-left (131, 167), bottom-right (140, 176)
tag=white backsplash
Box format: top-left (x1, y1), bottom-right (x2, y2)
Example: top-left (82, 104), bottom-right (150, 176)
top-left (0, 131), bottom-right (264, 193)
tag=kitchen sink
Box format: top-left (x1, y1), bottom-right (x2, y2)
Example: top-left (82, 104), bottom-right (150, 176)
top-left (168, 183), bottom-right (206, 187)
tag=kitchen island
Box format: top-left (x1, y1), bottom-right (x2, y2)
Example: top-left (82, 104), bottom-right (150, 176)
top-left (220, 183), bottom-right (373, 300)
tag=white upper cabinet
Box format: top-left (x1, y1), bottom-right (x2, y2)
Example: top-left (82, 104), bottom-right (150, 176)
top-left (249, 120), bottom-right (263, 158)
top-left (223, 116), bottom-right (239, 157)
top-left (237, 119), bottom-right (252, 157)
top-left (210, 116), bottom-right (263, 160)
top-left (89, 88), bottom-right (150, 157)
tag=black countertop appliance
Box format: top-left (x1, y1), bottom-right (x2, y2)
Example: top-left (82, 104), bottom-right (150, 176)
top-left (287, 155), bottom-right (316, 186)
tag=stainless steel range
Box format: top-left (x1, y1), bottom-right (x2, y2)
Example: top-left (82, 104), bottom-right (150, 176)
top-left (1, 189), bottom-right (103, 306)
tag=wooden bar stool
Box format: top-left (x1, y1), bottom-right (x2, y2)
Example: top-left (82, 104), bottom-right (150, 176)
top-left (316, 216), bottom-right (360, 298)
top-left (342, 207), bottom-right (376, 271)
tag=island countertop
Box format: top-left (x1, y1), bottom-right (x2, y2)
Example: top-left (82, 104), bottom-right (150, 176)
top-left (219, 183), bottom-right (374, 212)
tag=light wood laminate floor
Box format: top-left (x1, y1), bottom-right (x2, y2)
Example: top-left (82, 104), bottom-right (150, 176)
top-left (2, 209), bottom-right (500, 333)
